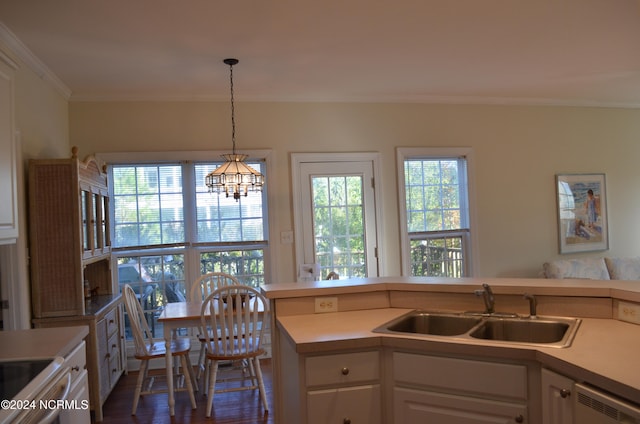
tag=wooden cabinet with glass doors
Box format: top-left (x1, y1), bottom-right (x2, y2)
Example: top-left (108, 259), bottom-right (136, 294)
top-left (28, 146), bottom-right (113, 317)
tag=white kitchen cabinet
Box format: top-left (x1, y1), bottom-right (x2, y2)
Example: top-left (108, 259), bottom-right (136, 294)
top-left (308, 385), bottom-right (381, 424)
top-left (0, 55), bottom-right (18, 243)
top-left (393, 352), bottom-right (528, 424)
top-left (541, 368), bottom-right (574, 424)
top-left (278, 341), bottom-right (382, 424)
top-left (395, 387), bottom-right (527, 423)
top-left (306, 351), bottom-right (381, 424)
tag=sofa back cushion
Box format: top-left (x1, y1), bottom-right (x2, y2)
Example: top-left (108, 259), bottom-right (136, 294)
top-left (543, 258), bottom-right (610, 279)
top-left (604, 257), bottom-right (640, 280)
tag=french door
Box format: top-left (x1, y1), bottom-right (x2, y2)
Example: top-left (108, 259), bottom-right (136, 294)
top-left (292, 153), bottom-right (381, 281)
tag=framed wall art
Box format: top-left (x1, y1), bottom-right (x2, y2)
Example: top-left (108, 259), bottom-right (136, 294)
top-left (555, 173), bottom-right (608, 254)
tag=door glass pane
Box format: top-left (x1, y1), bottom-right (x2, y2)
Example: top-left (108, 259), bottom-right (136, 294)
top-left (92, 194), bottom-right (99, 249)
top-left (102, 196), bottom-right (110, 248)
top-left (312, 175), bottom-right (366, 278)
top-left (81, 191), bottom-right (90, 251)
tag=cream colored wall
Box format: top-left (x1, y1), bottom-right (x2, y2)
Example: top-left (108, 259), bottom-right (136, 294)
top-left (0, 43), bottom-right (69, 328)
top-left (69, 101), bottom-right (640, 282)
top-left (0, 46), bottom-right (70, 160)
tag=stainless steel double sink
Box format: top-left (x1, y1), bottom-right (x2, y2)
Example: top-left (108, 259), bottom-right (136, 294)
top-left (373, 310), bottom-right (581, 348)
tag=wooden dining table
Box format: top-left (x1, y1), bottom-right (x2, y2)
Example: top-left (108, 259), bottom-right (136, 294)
top-left (157, 297), bottom-right (266, 416)
top-left (158, 301), bottom-right (204, 416)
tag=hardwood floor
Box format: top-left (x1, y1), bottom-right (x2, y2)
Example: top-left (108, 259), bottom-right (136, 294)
top-left (100, 360), bottom-right (275, 424)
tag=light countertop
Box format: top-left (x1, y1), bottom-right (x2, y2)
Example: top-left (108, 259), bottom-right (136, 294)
top-left (0, 326), bottom-right (89, 360)
top-left (262, 276), bottom-right (640, 302)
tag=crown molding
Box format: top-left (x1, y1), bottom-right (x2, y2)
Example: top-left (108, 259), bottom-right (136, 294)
top-left (67, 92), bottom-right (640, 109)
top-left (0, 22), bottom-right (71, 99)
top-left (0, 46), bottom-right (18, 70)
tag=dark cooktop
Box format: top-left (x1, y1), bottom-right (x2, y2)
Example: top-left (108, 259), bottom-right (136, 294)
top-left (0, 359), bottom-right (53, 400)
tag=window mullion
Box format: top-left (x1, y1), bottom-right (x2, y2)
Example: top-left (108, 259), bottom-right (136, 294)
top-left (182, 161), bottom-right (196, 245)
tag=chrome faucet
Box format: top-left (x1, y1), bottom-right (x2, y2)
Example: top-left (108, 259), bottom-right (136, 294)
top-left (524, 293), bottom-right (537, 319)
top-left (474, 283), bottom-right (495, 315)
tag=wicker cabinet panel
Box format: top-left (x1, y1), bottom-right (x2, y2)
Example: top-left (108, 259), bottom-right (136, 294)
top-left (28, 147), bottom-right (112, 318)
top-left (29, 162), bottom-right (82, 316)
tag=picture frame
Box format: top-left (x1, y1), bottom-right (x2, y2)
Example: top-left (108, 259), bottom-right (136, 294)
top-left (556, 173), bottom-right (608, 254)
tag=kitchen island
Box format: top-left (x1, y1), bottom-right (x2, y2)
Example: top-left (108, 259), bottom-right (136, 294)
top-left (262, 277), bottom-right (640, 424)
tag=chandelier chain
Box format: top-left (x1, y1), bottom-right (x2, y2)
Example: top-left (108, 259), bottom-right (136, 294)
top-left (229, 62), bottom-right (236, 154)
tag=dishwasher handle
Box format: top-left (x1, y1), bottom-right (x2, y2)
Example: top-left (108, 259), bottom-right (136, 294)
top-left (32, 368), bottom-right (73, 424)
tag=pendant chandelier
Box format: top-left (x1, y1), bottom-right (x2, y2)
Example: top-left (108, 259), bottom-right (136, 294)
top-left (205, 58), bottom-right (264, 201)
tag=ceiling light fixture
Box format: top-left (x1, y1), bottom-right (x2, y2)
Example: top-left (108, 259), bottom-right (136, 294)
top-left (205, 58), bottom-right (264, 201)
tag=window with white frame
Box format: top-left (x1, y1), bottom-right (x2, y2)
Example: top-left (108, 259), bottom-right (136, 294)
top-left (106, 153), bottom-right (269, 340)
top-left (397, 148), bottom-right (473, 278)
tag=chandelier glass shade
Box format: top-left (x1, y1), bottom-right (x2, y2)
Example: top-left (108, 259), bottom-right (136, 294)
top-left (205, 58), bottom-right (264, 201)
top-left (205, 153), bottom-right (265, 200)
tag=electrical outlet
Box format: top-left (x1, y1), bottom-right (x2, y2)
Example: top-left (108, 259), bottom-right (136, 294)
top-left (618, 301), bottom-right (640, 325)
top-left (315, 297), bottom-right (338, 313)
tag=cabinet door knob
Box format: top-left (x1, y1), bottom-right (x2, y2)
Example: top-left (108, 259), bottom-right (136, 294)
top-left (343, 418), bottom-right (351, 424)
top-left (71, 365), bottom-right (80, 372)
top-left (341, 367), bottom-right (349, 375)
top-left (560, 389), bottom-right (571, 398)
top-left (514, 414), bottom-right (524, 423)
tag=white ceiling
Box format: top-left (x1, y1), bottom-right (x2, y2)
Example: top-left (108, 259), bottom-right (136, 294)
top-left (1, 0), bottom-right (640, 106)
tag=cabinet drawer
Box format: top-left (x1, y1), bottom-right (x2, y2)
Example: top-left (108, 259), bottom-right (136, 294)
top-left (104, 307), bottom-right (119, 337)
top-left (308, 384), bottom-right (381, 424)
top-left (107, 332), bottom-right (122, 379)
top-left (65, 341), bottom-right (87, 383)
top-left (107, 332), bottom-right (120, 362)
top-left (306, 351), bottom-right (379, 387)
top-left (394, 352), bottom-right (527, 400)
